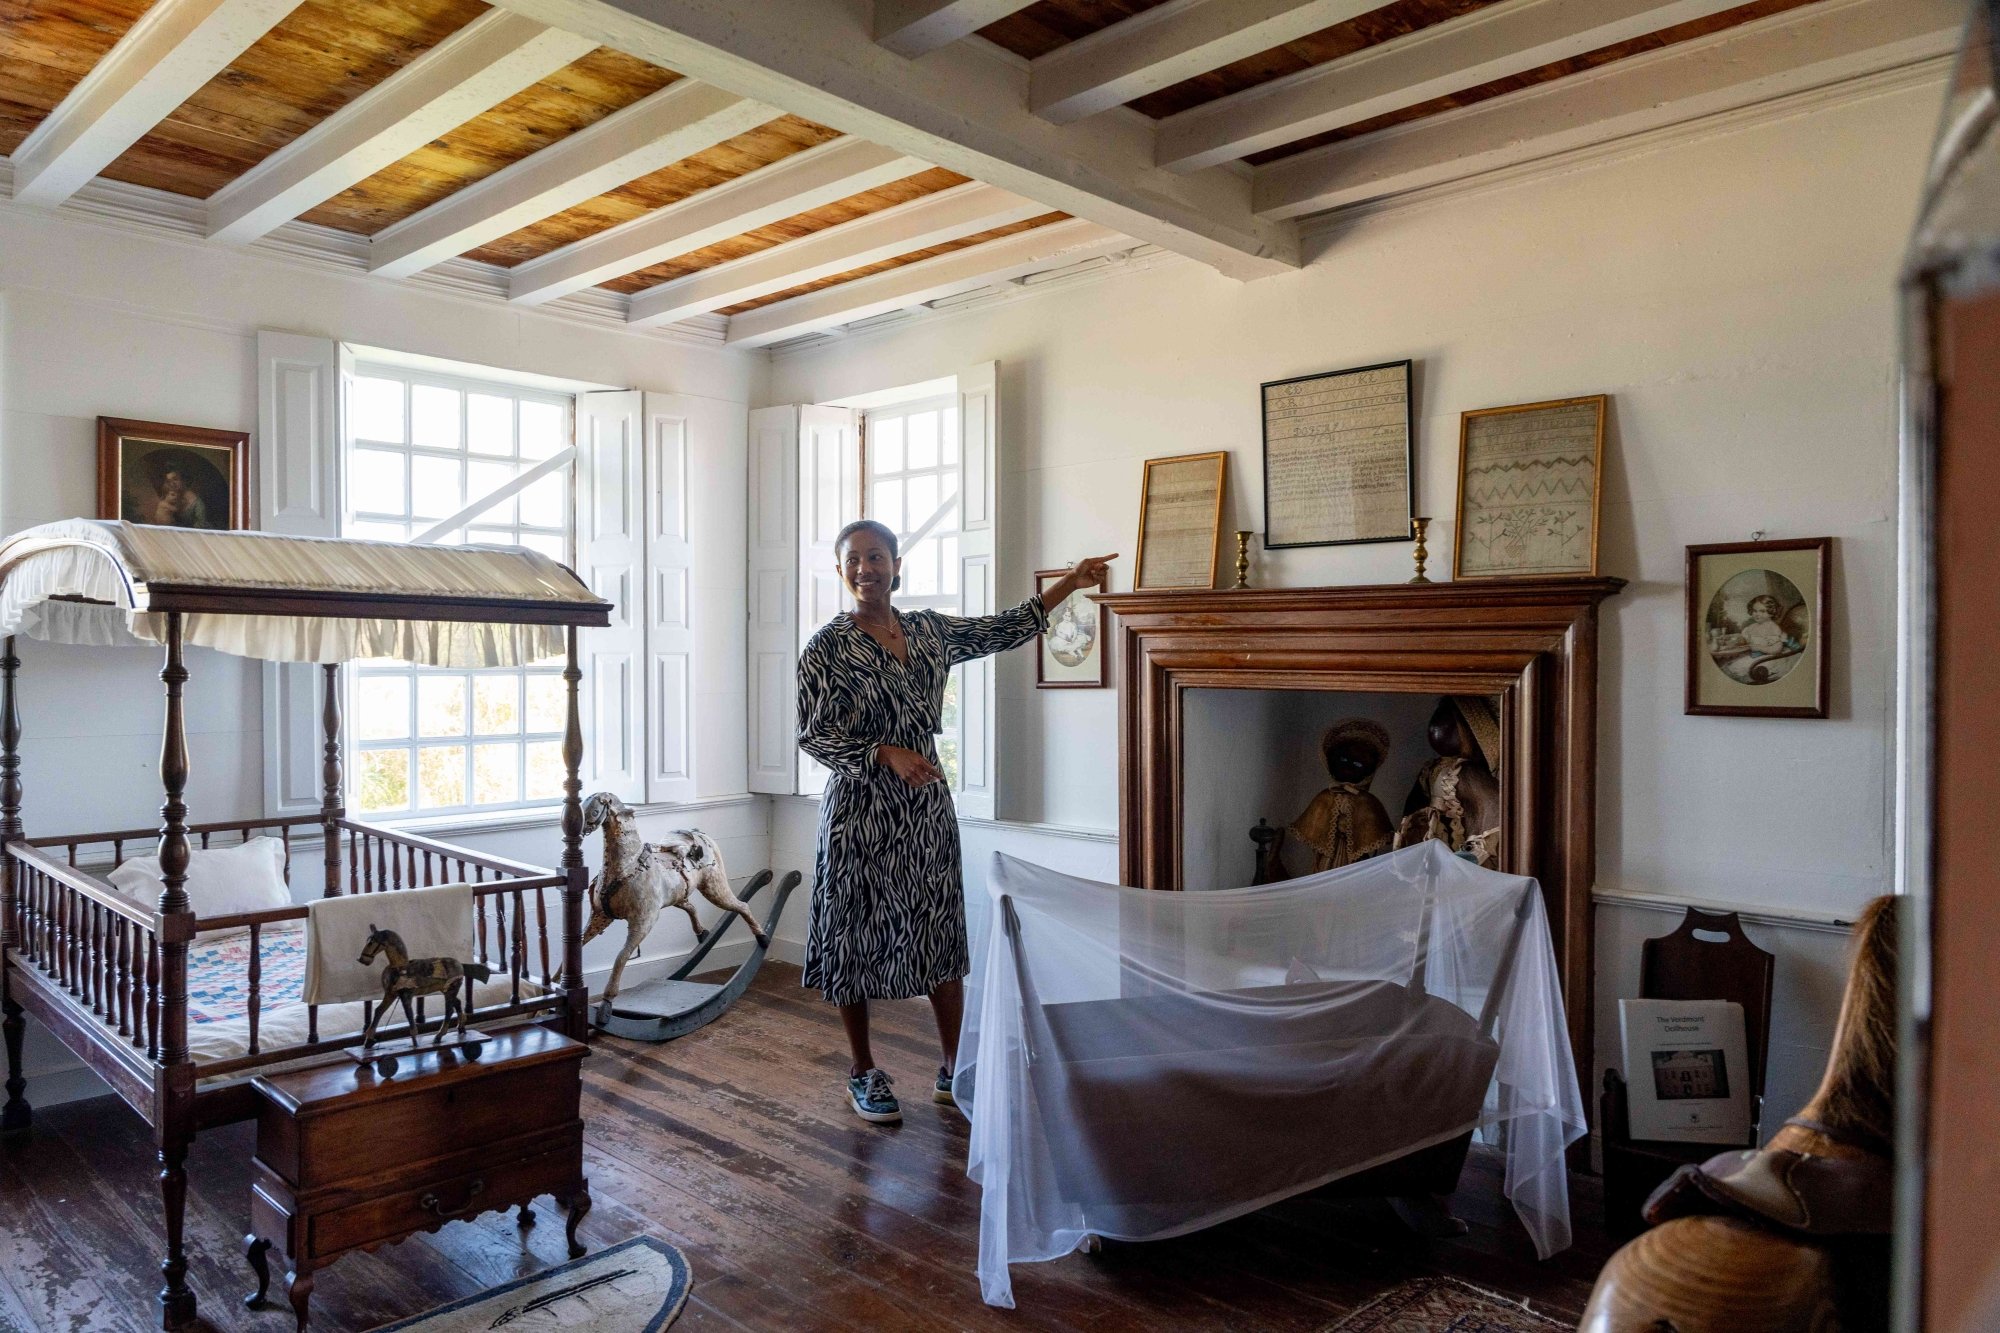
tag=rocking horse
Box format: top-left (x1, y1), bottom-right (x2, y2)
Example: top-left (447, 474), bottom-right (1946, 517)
top-left (355, 925), bottom-right (492, 1072)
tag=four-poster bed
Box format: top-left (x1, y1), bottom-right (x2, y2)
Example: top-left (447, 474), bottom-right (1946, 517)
top-left (0, 519), bottom-right (612, 1331)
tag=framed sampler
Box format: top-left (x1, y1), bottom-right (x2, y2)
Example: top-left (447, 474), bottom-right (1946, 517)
top-left (1035, 568), bottom-right (1107, 688)
top-left (1259, 360), bottom-right (1414, 548)
top-left (1135, 451), bottom-right (1226, 590)
top-left (1454, 395), bottom-right (1606, 579)
top-left (1685, 537), bottom-right (1831, 718)
top-left (98, 416), bottom-right (251, 531)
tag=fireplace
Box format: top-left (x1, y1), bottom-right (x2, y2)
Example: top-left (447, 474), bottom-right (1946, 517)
top-left (1096, 578), bottom-right (1623, 1082)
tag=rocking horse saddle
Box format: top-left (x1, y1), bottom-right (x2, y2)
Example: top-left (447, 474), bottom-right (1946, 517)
top-left (1643, 1118), bottom-right (1893, 1237)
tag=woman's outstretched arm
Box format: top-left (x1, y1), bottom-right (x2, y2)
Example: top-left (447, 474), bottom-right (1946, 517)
top-left (934, 554), bottom-right (1117, 666)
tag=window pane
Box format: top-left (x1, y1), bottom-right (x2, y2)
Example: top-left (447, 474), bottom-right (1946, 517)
top-left (357, 749), bottom-right (409, 813)
top-left (942, 407), bottom-right (959, 465)
top-left (525, 741), bottom-right (564, 800)
top-left (411, 384), bottom-right (460, 449)
top-left (519, 471), bottom-right (563, 527)
top-left (350, 449), bottom-right (406, 516)
top-left (519, 532), bottom-right (565, 561)
top-left (908, 409), bottom-right (939, 468)
top-left (525, 675), bottom-right (564, 732)
top-left (908, 473), bottom-right (939, 530)
top-left (941, 534), bottom-right (959, 596)
top-left (417, 676), bottom-right (466, 736)
top-left (872, 479), bottom-right (903, 533)
top-left (352, 377), bottom-right (404, 444)
top-left (467, 393), bottom-right (513, 456)
top-left (416, 746), bottom-right (466, 809)
top-left (410, 455), bottom-right (462, 519)
top-left (474, 743), bottom-right (520, 804)
top-left (520, 401), bottom-right (565, 460)
top-left (468, 527), bottom-right (514, 548)
top-left (906, 537), bottom-right (938, 595)
top-left (347, 519), bottom-right (409, 542)
top-left (940, 467), bottom-right (959, 508)
top-left (467, 460), bottom-right (517, 524)
top-left (356, 675), bottom-right (410, 741)
top-left (473, 676), bottom-right (518, 735)
top-left (871, 416), bottom-right (903, 473)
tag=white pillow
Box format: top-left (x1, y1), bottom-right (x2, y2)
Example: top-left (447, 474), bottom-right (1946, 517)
top-left (107, 836), bottom-right (293, 922)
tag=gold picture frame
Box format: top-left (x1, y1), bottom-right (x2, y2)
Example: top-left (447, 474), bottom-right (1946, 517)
top-left (1135, 451), bottom-right (1226, 590)
top-left (97, 416), bottom-right (251, 531)
top-left (1453, 394), bottom-right (1606, 579)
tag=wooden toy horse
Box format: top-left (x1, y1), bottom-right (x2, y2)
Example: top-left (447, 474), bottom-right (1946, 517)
top-left (356, 925), bottom-right (491, 1047)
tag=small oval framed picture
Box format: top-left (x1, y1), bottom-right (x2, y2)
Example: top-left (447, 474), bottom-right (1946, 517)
top-left (1036, 568), bottom-right (1108, 689)
top-left (1685, 537), bottom-right (1830, 718)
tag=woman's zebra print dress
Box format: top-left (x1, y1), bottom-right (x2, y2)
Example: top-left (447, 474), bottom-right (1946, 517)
top-left (797, 597), bottom-right (1047, 1005)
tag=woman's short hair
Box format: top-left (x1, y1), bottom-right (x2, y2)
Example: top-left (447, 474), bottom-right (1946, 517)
top-left (835, 518), bottom-right (902, 591)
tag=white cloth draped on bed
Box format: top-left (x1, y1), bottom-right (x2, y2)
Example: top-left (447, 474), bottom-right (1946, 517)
top-left (957, 842), bottom-right (1585, 1308)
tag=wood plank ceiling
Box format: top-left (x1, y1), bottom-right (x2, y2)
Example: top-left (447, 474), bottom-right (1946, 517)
top-left (0, 0), bottom-right (1944, 344)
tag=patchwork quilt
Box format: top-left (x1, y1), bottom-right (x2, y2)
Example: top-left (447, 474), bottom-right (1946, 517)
top-left (186, 927), bottom-right (308, 1026)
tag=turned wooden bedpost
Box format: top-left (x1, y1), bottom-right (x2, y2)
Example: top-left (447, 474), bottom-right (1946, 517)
top-left (155, 614), bottom-right (197, 1331)
top-left (322, 662), bottom-right (342, 897)
top-left (1, 636), bottom-right (29, 1137)
top-left (560, 626), bottom-right (587, 1040)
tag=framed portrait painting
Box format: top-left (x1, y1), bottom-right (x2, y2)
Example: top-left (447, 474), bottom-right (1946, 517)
top-left (1036, 568), bottom-right (1108, 688)
top-left (1685, 537), bottom-right (1830, 718)
top-left (97, 417), bottom-right (249, 532)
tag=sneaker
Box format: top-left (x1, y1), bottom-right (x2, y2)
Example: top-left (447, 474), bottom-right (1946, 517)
top-left (933, 1065), bottom-right (956, 1106)
top-left (847, 1068), bottom-right (901, 1123)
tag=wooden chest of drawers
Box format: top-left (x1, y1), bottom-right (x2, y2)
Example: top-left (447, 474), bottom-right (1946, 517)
top-left (244, 1027), bottom-right (589, 1330)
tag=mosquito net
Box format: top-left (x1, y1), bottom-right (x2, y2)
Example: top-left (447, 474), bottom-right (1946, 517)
top-left (956, 840), bottom-right (1585, 1308)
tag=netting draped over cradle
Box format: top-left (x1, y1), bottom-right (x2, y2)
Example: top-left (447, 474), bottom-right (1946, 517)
top-left (956, 840), bottom-right (1586, 1308)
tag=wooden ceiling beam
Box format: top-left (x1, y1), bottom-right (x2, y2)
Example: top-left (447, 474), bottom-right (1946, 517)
top-left (206, 10), bottom-right (597, 244)
top-left (626, 180), bottom-right (1048, 325)
top-left (1159, 0), bottom-right (1759, 174)
top-left (487, 0), bottom-right (1299, 280)
top-left (873, 0), bottom-right (1041, 59)
top-left (507, 136), bottom-right (927, 304)
top-left (1031, 0), bottom-right (1377, 125)
top-left (10, 0), bottom-right (306, 208)
top-left (1251, 0), bottom-right (1960, 220)
top-left (369, 80), bottom-right (780, 278)
top-left (724, 215), bottom-right (1127, 346)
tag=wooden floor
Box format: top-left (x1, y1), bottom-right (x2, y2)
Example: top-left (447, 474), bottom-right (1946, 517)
top-left (0, 963), bottom-right (1612, 1331)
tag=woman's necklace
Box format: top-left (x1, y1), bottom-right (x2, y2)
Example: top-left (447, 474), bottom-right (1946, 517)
top-left (853, 610), bottom-right (906, 659)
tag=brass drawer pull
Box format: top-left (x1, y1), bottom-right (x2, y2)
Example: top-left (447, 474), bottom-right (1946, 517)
top-left (418, 1178), bottom-right (485, 1220)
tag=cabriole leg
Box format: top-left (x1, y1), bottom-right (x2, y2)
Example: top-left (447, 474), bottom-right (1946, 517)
top-left (244, 1235), bottom-right (272, 1308)
top-left (564, 1182), bottom-right (592, 1259)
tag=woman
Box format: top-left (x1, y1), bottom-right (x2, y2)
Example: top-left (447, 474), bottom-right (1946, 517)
top-left (797, 518), bottom-right (1113, 1123)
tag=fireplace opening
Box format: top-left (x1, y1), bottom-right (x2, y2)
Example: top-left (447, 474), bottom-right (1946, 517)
top-left (1181, 688), bottom-right (1504, 891)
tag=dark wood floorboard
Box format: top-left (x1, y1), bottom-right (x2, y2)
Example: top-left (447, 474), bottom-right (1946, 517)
top-left (0, 963), bottom-right (1609, 1330)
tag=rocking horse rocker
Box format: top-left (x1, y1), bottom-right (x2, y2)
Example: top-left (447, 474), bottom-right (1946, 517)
top-left (579, 792), bottom-right (799, 1042)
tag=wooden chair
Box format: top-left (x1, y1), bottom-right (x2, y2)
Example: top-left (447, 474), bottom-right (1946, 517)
top-left (1600, 907), bottom-right (1775, 1237)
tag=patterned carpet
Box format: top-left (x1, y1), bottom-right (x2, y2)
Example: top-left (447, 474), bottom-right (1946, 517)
top-left (367, 1236), bottom-right (691, 1331)
top-left (1324, 1277), bottom-right (1571, 1332)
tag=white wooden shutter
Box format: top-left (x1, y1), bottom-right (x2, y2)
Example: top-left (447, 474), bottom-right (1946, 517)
top-left (953, 361), bottom-right (1001, 820)
top-left (747, 406), bottom-right (800, 795)
top-left (796, 404), bottom-right (860, 797)
top-left (574, 389), bottom-right (644, 802)
top-left (257, 331), bottom-right (343, 817)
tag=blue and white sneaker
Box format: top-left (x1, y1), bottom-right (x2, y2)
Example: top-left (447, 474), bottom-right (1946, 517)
top-left (933, 1065), bottom-right (956, 1107)
top-left (847, 1068), bottom-right (901, 1123)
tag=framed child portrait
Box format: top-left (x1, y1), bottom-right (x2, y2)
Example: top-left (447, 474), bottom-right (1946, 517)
top-left (98, 417), bottom-right (250, 532)
top-left (1685, 537), bottom-right (1830, 718)
top-left (1036, 568), bottom-right (1108, 688)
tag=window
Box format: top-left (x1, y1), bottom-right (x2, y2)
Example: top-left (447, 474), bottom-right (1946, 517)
top-left (342, 364), bottom-right (574, 818)
top-left (862, 396), bottom-right (965, 786)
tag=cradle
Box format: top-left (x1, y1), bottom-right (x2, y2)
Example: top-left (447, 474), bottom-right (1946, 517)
top-left (961, 843), bottom-right (1587, 1307)
top-left (0, 520), bottom-right (612, 1331)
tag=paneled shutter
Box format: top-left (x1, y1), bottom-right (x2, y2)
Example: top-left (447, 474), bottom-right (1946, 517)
top-left (953, 361), bottom-right (1001, 821)
top-left (746, 406), bottom-right (800, 795)
top-left (256, 331), bottom-right (343, 817)
top-left (574, 390), bottom-right (644, 802)
top-left (796, 404), bottom-right (860, 798)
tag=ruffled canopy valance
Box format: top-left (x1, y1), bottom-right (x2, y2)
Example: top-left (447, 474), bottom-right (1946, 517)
top-left (0, 520), bottom-right (611, 667)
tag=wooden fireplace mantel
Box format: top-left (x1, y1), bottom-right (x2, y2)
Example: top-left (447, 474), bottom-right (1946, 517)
top-left (1096, 576), bottom-right (1624, 1080)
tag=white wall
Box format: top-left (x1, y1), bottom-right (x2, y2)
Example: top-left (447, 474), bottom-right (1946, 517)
top-left (760, 78), bottom-right (1943, 1130)
top-left (0, 200), bottom-right (767, 1101)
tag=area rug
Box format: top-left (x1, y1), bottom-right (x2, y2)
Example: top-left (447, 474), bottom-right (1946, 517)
top-left (368, 1236), bottom-right (691, 1332)
top-left (1324, 1277), bottom-right (1571, 1332)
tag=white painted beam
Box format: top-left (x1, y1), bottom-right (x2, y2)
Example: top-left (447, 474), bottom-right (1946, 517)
top-left (1031, 0), bottom-right (1376, 125)
top-left (1251, 0), bottom-right (1961, 220)
top-left (369, 80), bottom-right (778, 278)
top-left (206, 10), bottom-right (596, 244)
top-left (627, 180), bottom-right (1046, 325)
top-left (1159, 0), bottom-right (1758, 174)
top-left (873, 0), bottom-right (1039, 59)
top-left (507, 136), bottom-right (927, 304)
top-left (11, 0), bottom-right (305, 207)
top-left (487, 0), bottom-right (1299, 280)
top-left (725, 216), bottom-right (1126, 346)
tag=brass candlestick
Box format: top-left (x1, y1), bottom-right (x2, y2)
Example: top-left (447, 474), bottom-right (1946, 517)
top-left (1233, 530), bottom-right (1254, 589)
top-left (1409, 516), bottom-right (1432, 584)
